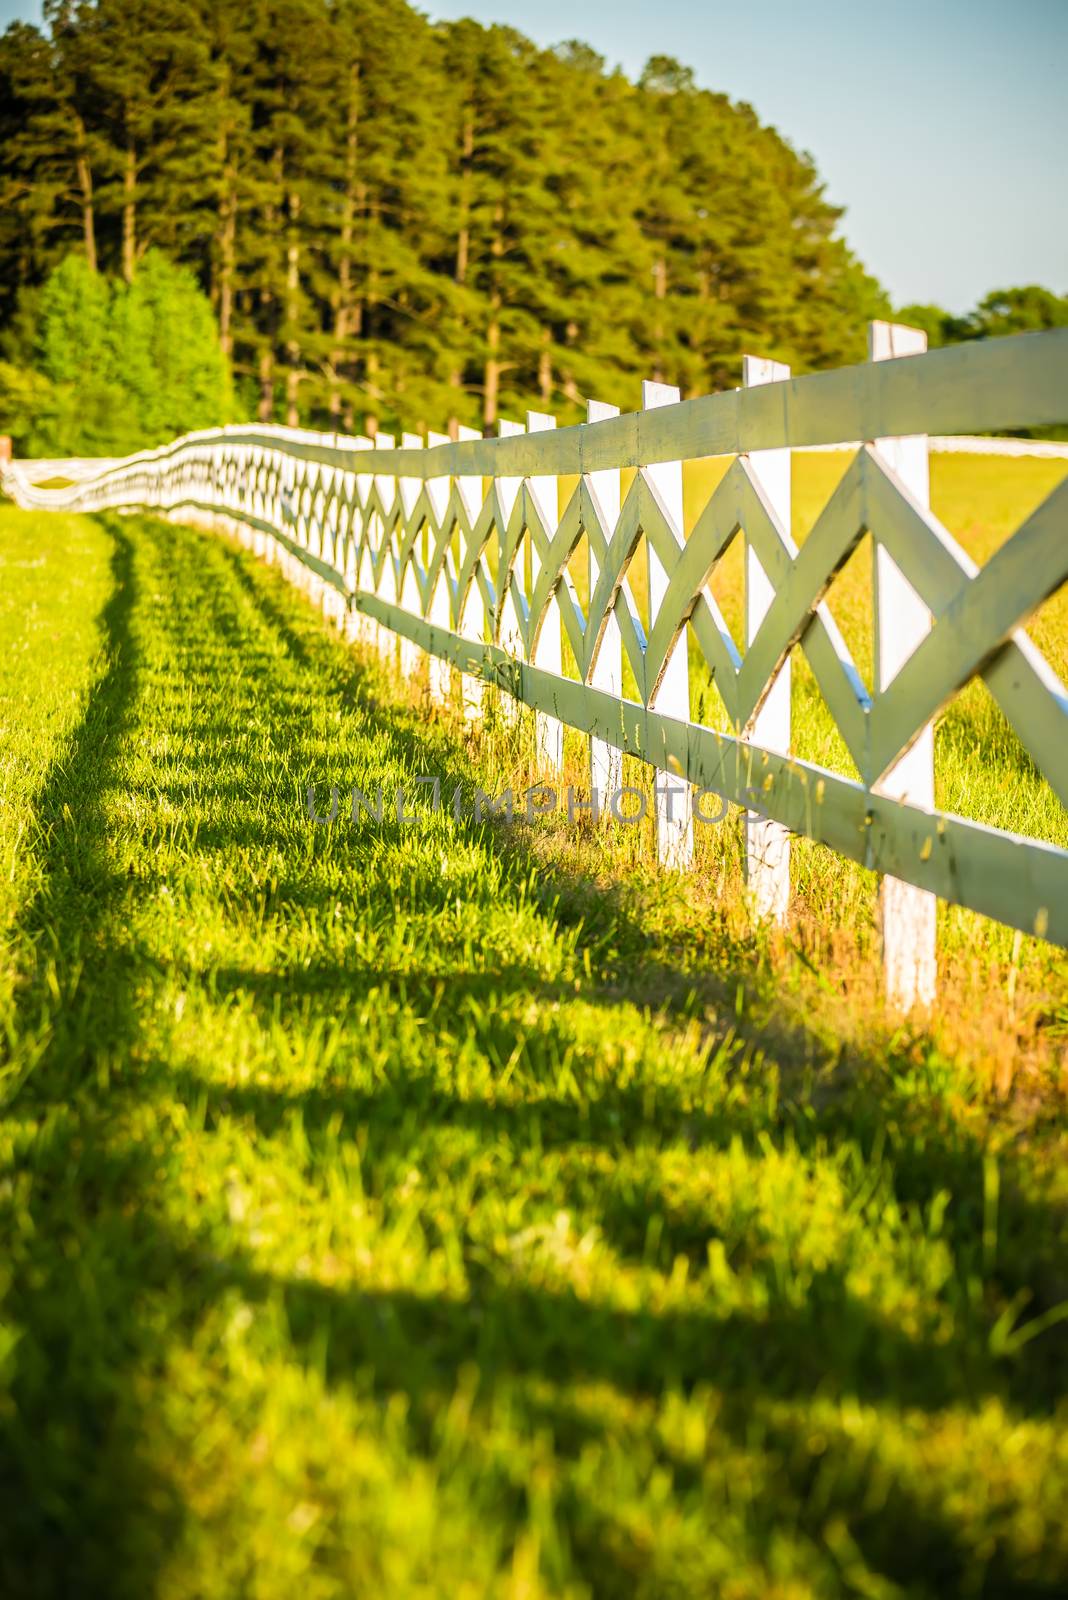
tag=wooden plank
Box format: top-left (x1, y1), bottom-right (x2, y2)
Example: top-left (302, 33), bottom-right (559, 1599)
top-left (373, 433), bottom-right (398, 666)
top-left (455, 423), bottom-right (486, 722)
top-left (495, 418), bottom-right (525, 727)
top-left (397, 432), bottom-right (424, 679)
top-left (586, 399), bottom-right (623, 808)
top-left (743, 355), bottom-right (791, 922)
top-left (526, 410), bottom-right (564, 773)
top-left (643, 380), bottom-right (693, 870)
top-left (425, 430), bottom-right (452, 705)
top-left (870, 321), bottom-right (937, 1010)
top-left (349, 437), bottom-right (376, 646)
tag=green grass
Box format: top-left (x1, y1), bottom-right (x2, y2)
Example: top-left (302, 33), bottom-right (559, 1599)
top-left (1, 502), bottom-right (1067, 1598)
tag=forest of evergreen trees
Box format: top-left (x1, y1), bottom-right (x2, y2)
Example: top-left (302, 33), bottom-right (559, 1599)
top-left (0, 0), bottom-right (894, 437)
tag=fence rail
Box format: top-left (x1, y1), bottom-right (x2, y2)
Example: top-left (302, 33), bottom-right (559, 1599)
top-left (4, 323), bottom-right (1068, 1007)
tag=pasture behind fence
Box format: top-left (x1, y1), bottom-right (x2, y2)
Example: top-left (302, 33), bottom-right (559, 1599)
top-left (5, 321), bottom-right (1068, 1009)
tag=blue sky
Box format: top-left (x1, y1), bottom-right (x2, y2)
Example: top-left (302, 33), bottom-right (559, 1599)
top-left (2, 0), bottom-right (1064, 310)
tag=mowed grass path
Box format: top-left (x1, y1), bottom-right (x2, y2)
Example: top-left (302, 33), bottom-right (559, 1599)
top-left (1, 505), bottom-right (1066, 1598)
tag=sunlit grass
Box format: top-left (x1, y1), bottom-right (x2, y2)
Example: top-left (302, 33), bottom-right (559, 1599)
top-left (0, 502), bottom-right (1066, 1597)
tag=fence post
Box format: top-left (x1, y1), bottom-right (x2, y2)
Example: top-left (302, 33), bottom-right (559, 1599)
top-left (312, 463), bottom-right (334, 616)
top-left (373, 432), bottom-right (398, 668)
top-left (643, 380), bottom-right (693, 869)
top-left (254, 446), bottom-right (270, 560)
top-left (495, 418), bottom-right (525, 727)
top-left (526, 409), bottom-right (564, 774)
top-left (292, 454), bottom-right (312, 595)
top-left (587, 399), bottom-right (622, 808)
top-left (280, 451), bottom-right (300, 569)
top-left (276, 450), bottom-right (297, 571)
top-left (869, 320), bottom-right (937, 1008)
top-left (742, 355), bottom-right (791, 922)
top-left (426, 430), bottom-right (452, 706)
top-left (348, 436), bottom-right (375, 647)
top-left (338, 465), bottom-right (359, 640)
top-left (398, 432), bottom-right (424, 680)
top-left (455, 423), bottom-right (485, 722)
top-left (251, 445), bottom-right (266, 528)
top-left (320, 462), bottom-right (342, 626)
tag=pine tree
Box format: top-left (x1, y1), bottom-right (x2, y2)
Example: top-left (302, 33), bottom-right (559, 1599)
top-left (0, 16), bottom-right (102, 324)
top-left (0, 0), bottom-right (896, 437)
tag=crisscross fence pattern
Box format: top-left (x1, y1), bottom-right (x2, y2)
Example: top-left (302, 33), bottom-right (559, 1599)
top-left (5, 322), bottom-right (1068, 1007)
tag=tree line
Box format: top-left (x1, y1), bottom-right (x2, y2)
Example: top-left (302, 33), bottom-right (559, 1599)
top-left (0, 0), bottom-right (890, 439)
top-left (898, 287), bottom-right (1068, 348)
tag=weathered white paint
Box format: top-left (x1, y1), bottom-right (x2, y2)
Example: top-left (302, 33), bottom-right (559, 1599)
top-left (372, 433), bottom-right (399, 661)
top-left (742, 355), bottom-right (791, 923)
top-left (495, 418), bottom-right (525, 729)
top-left (347, 436), bottom-right (375, 646)
top-left (586, 399), bottom-right (623, 808)
top-left (455, 423), bottom-right (484, 722)
top-left (425, 430), bottom-right (452, 705)
top-left (869, 321), bottom-right (938, 1009)
top-left (526, 410), bottom-right (564, 774)
top-left (642, 380), bottom-right (693, 869)
top-left (398, 433), bottom-right (424, 680)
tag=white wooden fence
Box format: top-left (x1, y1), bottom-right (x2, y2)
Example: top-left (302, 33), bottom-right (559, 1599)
top-left (4, 322), bottom-right (1068, 1008)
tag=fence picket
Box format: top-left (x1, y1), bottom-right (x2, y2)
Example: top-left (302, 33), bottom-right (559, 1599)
top-left (398, 433), bottom-right (424, 680)
top-left (869, 321), bottom-right (938, 1008)
top-left (425, 430), bottom-right (452, 706)
top-left (490, 418), bottom-right (523, 727)
top-left (454, 423), bottom-right (485, 723)
top-left (526, 410), bottom-right (564, 774)
top-left (742, 355), bottom-right (792, 922)
top-left (642, 380), bottom-right (694, 870)
top-left (586, 399), bottom-right (623, 808)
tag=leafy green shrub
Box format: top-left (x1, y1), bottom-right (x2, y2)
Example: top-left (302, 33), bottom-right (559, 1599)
top-left (0, 252), bottom-right (233, 459)
top-left (109, 253), bottom-right (233, 444)
top-left (0, 360), bottom-right (66, 459)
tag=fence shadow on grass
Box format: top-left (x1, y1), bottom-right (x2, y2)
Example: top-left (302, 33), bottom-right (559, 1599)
top-left (0, 524), bottom-right (188, 1598)
top-left (163, 520), bottom-right (1068, 1421)
top-left (1, 513), bottom-right (1064, 1598)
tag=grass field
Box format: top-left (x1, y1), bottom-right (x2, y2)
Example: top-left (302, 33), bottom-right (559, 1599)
top-left (0, 490), bottom-right (1067, 1598)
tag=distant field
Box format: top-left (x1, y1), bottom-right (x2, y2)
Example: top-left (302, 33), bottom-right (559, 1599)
top-left (0, 497), bottom-right (1066, 1597)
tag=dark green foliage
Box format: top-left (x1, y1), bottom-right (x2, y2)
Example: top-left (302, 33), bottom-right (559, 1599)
top-left (0, 250), bottom-right (231, 455)
top-left (967, 285), bottom-right (1068, 339)
top-left (898, 287), bottom-right (1068, 349)
top-left (893, 302), bottom-right (966, 349)
top-left (0, 0), bottom-right (890, 437)
top-left (0, 361), bottom-right (73, 457)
